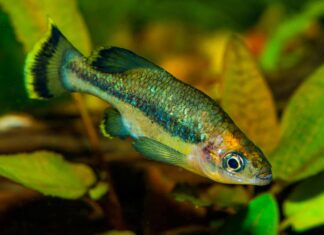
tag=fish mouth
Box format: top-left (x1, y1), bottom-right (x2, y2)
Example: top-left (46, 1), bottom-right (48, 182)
top-left (254, 170), bottom-right (272, 186)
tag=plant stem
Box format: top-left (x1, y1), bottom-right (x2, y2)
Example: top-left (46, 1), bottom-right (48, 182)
top-left (72, 93), bottom-right (126, 229)
top-left (279, 217), bottom-right (291, 231)
top-left (72, 93), bottom-right (100, 152)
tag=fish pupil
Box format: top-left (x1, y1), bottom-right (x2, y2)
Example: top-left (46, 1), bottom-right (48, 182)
top-left (228, 158), bottom-right (239, 169)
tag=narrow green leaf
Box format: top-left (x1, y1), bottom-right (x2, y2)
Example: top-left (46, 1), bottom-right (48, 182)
top-left (220, 35), bottom-right (279, 154)
top-left (0, 0), bottom-right (91, 54)
top-left (171, 183), bottom-right (211, 207)
top-left (203, 184), bottom-right (249, 208)
top-left (283, 172), bottom-right (324, 232)
top-left (270, 65), bottom-right (324, 182)
top-left (172, 193), bottom-right (212, 207)
top-left (260, 1), bottom-right (324, 71)
top-left (220, 194), bottom-right (279, 235)
top-left (0, 151), bottom-right (96, 199)
top-left (89, 181), bottom-right (109, 200)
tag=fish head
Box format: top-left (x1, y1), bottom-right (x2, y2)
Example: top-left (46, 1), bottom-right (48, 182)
top-left (190, 130), bottom-right (272, 185)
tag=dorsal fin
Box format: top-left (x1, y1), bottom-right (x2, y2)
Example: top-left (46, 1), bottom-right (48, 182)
top-left (88, 46), bottom-right (160, 73)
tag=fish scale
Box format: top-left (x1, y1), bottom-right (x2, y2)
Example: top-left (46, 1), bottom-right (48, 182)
top-left (66, 59), bottom-right (233, 143)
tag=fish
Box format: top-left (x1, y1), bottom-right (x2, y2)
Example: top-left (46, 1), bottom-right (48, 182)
top-left (24, 21), bottom-right (272, 186)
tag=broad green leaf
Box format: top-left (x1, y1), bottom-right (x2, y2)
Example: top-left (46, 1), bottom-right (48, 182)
top-left (220, 194), bottom-right (279, 235)
top-left (283, 172), bottom-right (324, 232)
top-left (0, 151), bottom-right (96, 199)
top-left (220, 35), bottom-right (279, 154)
top-left (270, 65), bottom-right (324, 182)
top-left (260, 1), bottom-right (324, 71)
top-left (0, 0), bottom-right (91, 54)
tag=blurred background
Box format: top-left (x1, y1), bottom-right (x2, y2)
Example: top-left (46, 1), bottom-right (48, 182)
top-left (0, 0), bottom-right (323, 235)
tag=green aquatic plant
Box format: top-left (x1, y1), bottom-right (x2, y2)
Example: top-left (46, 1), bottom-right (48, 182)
top-left (0, 151), bottom-right (96, 199)
top-left (220, 194), bottom-right (279, 235)
top-left (0, 1), bottom-right (323, 234)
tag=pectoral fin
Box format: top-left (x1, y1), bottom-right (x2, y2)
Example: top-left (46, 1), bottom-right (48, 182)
top-left (100, 108), bottom-right (129, 139)
top-left (133, 137), bottom-right (188, 168)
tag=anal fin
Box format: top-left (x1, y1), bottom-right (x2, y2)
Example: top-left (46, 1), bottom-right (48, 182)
top-left (133, 137), bottom-right (188, 168)
top-left (100, 108), bottom-right (129, 139)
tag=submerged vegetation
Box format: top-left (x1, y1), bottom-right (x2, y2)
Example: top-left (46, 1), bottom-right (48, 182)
top-left (0, 0), bottom-right (323, 234)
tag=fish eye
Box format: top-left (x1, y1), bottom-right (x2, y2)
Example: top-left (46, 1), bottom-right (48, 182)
top-left (223, 152), bottom-right (245, 172)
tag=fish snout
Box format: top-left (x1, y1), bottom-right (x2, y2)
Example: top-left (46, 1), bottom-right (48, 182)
top-left (254, 167), bottom-right (272, 185)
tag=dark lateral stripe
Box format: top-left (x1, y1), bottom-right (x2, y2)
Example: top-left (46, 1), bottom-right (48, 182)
top-left (68, 63), bottom-right (204, 143)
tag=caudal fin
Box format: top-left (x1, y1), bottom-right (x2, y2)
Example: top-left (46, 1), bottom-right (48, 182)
top-left (24, 20), bottom-right (82, 99)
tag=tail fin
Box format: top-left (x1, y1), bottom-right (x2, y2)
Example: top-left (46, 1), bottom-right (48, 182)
top-left (24, 20), bottom-right (82, 99)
